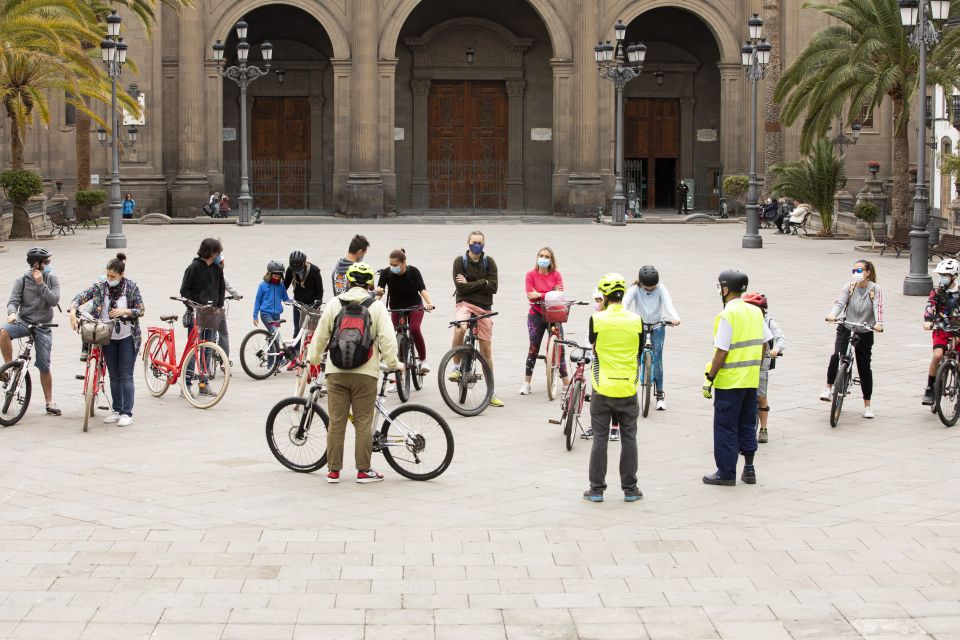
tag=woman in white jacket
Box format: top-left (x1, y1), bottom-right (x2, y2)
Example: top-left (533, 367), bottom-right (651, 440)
top-left (623, 265), bottom-right (680, 411)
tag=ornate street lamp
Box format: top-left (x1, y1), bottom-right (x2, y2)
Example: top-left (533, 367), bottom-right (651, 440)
top-left (832, 118), bottom-right (861, 154)
top-left (900, 0), bottom-right (951, 295)
top-left (595, 19), bottom-right (646, 226)
top-left (98, 10), bottom-right (129, 248)
top-left (740, 14), bottom-right (772, 249)
top-left (213, 20), bottom-right (273, 226)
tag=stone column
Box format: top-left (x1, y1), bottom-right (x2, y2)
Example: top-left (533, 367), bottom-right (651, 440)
top-left (345, 0), bottom-right (383, 217)
top-left (308, 94), bottom-right (325, 210)
top-left (717, 63), bottom-right (744, 178)
top-left (331, 59), bottom-right (352, 213)
top-left (411, 78), bottom-right (431, 209)
top-left (679, 97), bottom-right (696, 182)
top-left (379, 58), bottom-right (398, 214)
top-left (568, 0), bottom-right (604, 215)
top-left (506, 80), bottom-right (526, 211)
top-left (551, 59), bottom-right (574, 213)
top-left (171, 5), bottom-right (210, 217)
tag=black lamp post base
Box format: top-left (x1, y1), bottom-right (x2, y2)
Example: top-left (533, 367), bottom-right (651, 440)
top-left (741, 234), bottom-right (763, 249)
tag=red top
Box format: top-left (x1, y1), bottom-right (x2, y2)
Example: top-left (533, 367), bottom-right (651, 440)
top-left (525, 269), bottom-right (564, 315)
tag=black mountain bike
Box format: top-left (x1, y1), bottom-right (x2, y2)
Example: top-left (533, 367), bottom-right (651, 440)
top-left (390, 306), bottom-right (426, 402)
top-left (0, 321), bottom-right (58, 426)
top-left (438, 312), bottom-right (498, 416)
top-left (828, 320), bottom-right (875, 428)
top-left (932, 320), bottom-right (960, 427)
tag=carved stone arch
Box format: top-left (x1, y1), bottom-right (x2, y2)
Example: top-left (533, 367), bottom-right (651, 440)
top-left (405, 18), bottom-right (532, 81)
top-left (208, 0), bottom-right (350, 59)
top-left (380, 0), bottom-right (571, 60)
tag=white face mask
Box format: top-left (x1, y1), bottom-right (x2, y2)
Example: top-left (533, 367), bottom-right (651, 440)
top-left (851, 272), bottom-right (865, 284)
top-left (939, 275), bottom-right (953, 287)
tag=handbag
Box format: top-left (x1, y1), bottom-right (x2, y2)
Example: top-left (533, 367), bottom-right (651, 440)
top-left (79, 319), bottom-right (112, 346)
top-left (182, 309), bottom-right (194, 328)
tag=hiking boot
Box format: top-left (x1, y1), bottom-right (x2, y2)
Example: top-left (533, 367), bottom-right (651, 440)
top-left (741, 465), bottom-right (757, 485)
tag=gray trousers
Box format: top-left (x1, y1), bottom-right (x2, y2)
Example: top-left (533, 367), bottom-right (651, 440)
top-left (588, 392), bottom-right (639, 493)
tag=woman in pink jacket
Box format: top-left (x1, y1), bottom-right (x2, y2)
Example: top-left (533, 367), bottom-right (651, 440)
top-left (520, 247), bottom-right (568, 396)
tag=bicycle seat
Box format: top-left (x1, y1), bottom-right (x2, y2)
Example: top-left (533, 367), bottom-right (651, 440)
top-left (160, 315), bottom-right (178, 322)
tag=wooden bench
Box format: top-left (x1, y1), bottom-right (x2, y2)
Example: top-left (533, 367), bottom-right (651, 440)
top-left (47, 209), bottom-right (76, 235)
top-left (932, 233), bottom-right (960, 260)
top-left (788, 211), bottom-right (813, 236)
top-left (880, 225), bottom-right (911, 257)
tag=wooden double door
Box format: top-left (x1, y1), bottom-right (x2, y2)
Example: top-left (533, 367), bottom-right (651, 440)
top-left (427, 81), bottom-right (508, 209)
top-left (251, 97), bottom-right (310, 209)
top-left (625, 98), bottom-right (680, 209)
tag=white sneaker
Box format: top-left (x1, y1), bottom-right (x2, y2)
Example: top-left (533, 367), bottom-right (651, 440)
top-left (519, 382), bottom-right (531, 395)
top-left (387, 385), bottom-right (398, 394)
top-left (656, 398), bottom-right (666, 411)
top-left (117, 415), bottom-right (133, 427)
top-left (419, 361), bottom-right (431, 374)
top-left (863, 407), bottom-right (875, 419)
top-left (819, 387), bottom-right (832, 402)
top-left (102, 412), bottom-right (120, 424)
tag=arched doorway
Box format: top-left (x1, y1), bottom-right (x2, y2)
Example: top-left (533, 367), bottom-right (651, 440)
top-left (391, 0), bottom-right (559, 213)
top-left (219, 5), bottom-right (336, 213)
top-left (620, 8), bottom-right (722, 212)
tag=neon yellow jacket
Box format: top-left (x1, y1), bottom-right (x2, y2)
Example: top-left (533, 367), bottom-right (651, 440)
top-left (590, 303), bottom-right (644, 398)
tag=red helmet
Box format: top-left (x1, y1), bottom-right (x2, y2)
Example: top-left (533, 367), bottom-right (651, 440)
top-left (743, 291), bottom-right (768, 310)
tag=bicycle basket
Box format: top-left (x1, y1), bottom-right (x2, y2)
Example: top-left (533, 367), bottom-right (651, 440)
top-left (195, 307), bottom-right (225, 331)
top-left (79, 319), bottom-right (112, 346)
top-left (543, 291), bottom-right (569, 323)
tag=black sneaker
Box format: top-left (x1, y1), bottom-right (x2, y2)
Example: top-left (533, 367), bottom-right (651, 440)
top-left (922, 386), bottom-right (934, 406)
top-left (581, 429), bottom-right (593, 440)
top-left (582, 490), bottom-right (603, 503)
top-left (702, 472), bottom-right (735, 486)
top-left (624, 489), bottom-right (643, 502)
top-left (741, 465), bottom-right (757, 485)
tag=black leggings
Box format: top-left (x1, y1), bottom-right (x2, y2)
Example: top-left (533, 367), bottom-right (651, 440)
top-left (827, 326), bottom-right (874, 400)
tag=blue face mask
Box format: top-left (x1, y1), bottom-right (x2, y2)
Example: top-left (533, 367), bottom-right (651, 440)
top-left (390, 266), bottom-right (402, 275)
top-left (537, 258), bottom-right (551, 269)
top-left (107, 278), bottom-right (121, 288)
top-left (469, 242), bottom-right (484, 255)
top-left (213, 255), bottom-right (223, 265)
top-left (42, 265), bottom-right (52, 275)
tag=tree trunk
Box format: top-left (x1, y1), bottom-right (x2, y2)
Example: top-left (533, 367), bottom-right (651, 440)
top-left (9, 116), bottom-right (24, 170)
top-left (75, 100), bottom-right (91, 190)
top-left (890, 95), bottom-right (912, 232)
top-left (763, 0), bottom-right (784, 189)
top-left (9, 204), bottom-right (33, 239)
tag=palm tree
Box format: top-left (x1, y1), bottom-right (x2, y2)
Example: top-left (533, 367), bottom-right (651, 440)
top-left (762, 0), bottom-right (784, 191)
top-left (774, 0), bottom-right (960, 231)
top-left (770, 137), bottom-right (846, 236)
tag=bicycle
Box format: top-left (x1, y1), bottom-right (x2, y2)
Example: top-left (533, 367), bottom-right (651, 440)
top-left (266, 368), bottom-right (454, 480)
top-left (389, 306), bottom-right (427, 403)
top-left (142, 297), bottom-right (231, 409)
top-left (535, 300), bottom-right (589, 401)
top-left (290, 302), bottom-right (325, 399)
top-left (931, 319), bottom-right (960, 427)
top-left (240, 300), bottom-right (320, 381)
top-left (639, 321), bottom-right (671, 418)
top-left (828, 320), bottom-right (876, 428)
top-left (548, 338), bottom-right (592, 451)
top-left (76, 313), bottom-right (130, 432)
top-left (438, 311), bottom-right (498, 417)
top-left (0, 321), bottom-right (58, 426)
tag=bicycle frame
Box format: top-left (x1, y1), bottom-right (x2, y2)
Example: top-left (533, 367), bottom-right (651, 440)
top-left (146, 321), bottom-right (203, 385)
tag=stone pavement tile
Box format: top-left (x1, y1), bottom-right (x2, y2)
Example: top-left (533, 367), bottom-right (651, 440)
top-left (244, 578), bottom-right (309, 594)
top-left (22, 606), bottom-right (96, 622)
top-left (856, 587), bottom-right (927, 603)
top-left (916, 618), bottom-right (960, 635)
top-left (291, 625), bottom-right (363, 640)
top-left (0, 621), bottom-right (16, 637)
top-left (370, 579), bottom-right (435, 594)
top-left (0, 605), bottom-right (32, 621)
top-left (216, 565), bottom-right (282, 580)
top-left (366, 608), bottom-right (433, 625)
top-left (334, 594), bottom-right (401, 609)
top-left (664, 591), bottom-right (734, 607)
top-left (598, 592), bottom-right (670, 608)
top-left (200, 593), bottom-right (270, 609)
top-left (306, 579), bottom-right (369, 594)
top-left (434, 609), bottom-right (503, 625)
top-left (402, 594), bottom-right (470, 609)
top-left (160, 607), bottom-right (231, 623)
top-left (4, 592), bottom-right (74, 608)
top-left (903, 602), bottom-right (960, 617)
top-left (728, 589), bottom-right (800, 606)
top-left (220, 624), bottom-right (295, 640)
top-left (228, 608), bottom-right (299, 624)
top-left (89, 565), bottom-right (156, 579)
top-left (89, 607), bottom-right (163, 624)
top-left (364, 624), bottom-right (435, 639)
top-left (570, 608), bottom-right (640, 624)
top-left (703, 605), bottom-right (778, 622)
top-left (470, 595), bottom-right (537, 610)
top-left (149, 623), bottom-right (226, 640)
top-left (643, 621), bottom-right (719, 640)
top-left (850, 618), bottom-right (929, 636)
top-left (404, 566), bottom-right (466, 580)
top-left (436, 624), bottom-right (507, 640)
top-left (9, 621), bottom-right (86, 639)
top-left (133, 592), bottom-right (204, 609)
top-left (791, 588), bottom-right (865, 606)
top-left (533, 593), bottom-right (602, 609)
top-left (712, 620), bottom-right (791, 640)
top-left (576, 622), bottom-right (648, 640)
top-left (504, 624), bottom-right (577, 640)
top-left (467, 567), bottom-right (529, 580)
top-left (177, 577), bottom-right (243, 593)
top-left (780, 618), bottom-right (861, 639)
top-left (295, 608), bottom-right (364, 625)
top-left (78, 623), bottom-right (155, 640)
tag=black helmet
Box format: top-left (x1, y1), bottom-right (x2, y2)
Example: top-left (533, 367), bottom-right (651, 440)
top-left (26, 247), bottom-right (51, 265)
top-left (638, 265), bottom-right (659, 287)
top-left (718, 269), bottom-right (749, 293)
top-left (289, 250), bottom-right (306, 270)
top-left (267, 260), bottom-right (285, 274)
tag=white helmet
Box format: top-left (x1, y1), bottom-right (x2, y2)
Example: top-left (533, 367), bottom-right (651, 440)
top-left (936, 258), bottom-right (960, 275)
top-left (593, 289), bottom-right (603, 300)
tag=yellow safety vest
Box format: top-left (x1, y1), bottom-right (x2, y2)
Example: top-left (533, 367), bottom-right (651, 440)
top-left (710, 299), bottom-right (765, 389)
top-left (591, 304), bottom-right (644, 398)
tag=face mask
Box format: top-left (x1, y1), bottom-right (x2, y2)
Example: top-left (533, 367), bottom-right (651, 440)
top-left (98, 274), bottom-right (107, 283)
top-left (270, 275), bottom-right (282, 284)
top-left (390, 266), bottom-right (402, 275)
top-left (537, 258), bottom-right (551, 269)
top-left (851, 272), bottom-right (865, 284)
top-left (42, 265), bottom-right (52, 275)
top-left (940, 275), bottom-right (953, 287)
top-left (594, 300), bottom-right (604, 311)
top-left (214, 255), bottom-right (223, 265)
top-left (469, 242), bottom-right (484, 255)
top-left (107, 278), bottom-right (121, 287)
top-left (296, 268), bottom-right (305, 278)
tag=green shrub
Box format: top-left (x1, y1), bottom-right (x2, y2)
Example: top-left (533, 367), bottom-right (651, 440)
top-left (853, 201), bottom-right (879, 223)
top-left (0, 170), bottom-right (43, 205)
top-left (722, 175), bottom-right (749, 199)
top-left (75, 189), bottom-right (107, 208)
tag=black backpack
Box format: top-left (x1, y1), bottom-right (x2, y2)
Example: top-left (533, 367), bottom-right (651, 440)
top-left (329, 296), bottom-right (376, 369)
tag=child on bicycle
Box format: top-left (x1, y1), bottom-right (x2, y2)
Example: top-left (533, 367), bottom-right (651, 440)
top-left (743, 293), bottom-right (785, 443)
top-left (623, 265), bottom-right (680, 411)
top-left (253, 261), bottom-right (290, 368)
top-left (922, 259), bottom-right (960, 406)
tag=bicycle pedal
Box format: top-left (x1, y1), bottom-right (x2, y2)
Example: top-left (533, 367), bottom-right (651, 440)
top-left (536, 355), bottom-right (546, 360)
top-left (853, 378), bottom-right (861, 385)
top-left (97, 404), bottom-right (109, 410)
top-left (548, 418), bottom-right (560, 424)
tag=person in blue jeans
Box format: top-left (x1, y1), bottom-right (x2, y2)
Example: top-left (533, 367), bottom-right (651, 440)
top-left (68, 253), bottom-right (146, 427)
top-left (253, 261), bottom-right (290, 368)
top-left (623, 265), bottom-right (680, 411)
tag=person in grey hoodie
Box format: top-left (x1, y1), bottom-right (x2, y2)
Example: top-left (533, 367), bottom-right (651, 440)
top-left (331, 234), bottom-right (369, 296)
top-left (1, 247), bottom-right (62, 415)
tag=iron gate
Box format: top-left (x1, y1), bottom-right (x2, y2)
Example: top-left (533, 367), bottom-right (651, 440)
top-left (397, 161), bottom-right (554, 213)
top-left (224, 160), bottom-right (319, 214)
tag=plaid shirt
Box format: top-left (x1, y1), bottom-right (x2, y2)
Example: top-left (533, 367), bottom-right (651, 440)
top-left (70, 279), bottom-right (146, 353)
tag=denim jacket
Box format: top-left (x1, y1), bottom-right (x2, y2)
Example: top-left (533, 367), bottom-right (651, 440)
top-left (70, 279), bottom-right (146, 352)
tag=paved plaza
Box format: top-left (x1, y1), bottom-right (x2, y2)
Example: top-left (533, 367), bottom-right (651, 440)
top-left (0, 221), bottom-right (959, 640)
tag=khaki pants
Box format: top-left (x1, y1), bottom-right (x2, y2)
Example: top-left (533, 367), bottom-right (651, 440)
top-left (325, 372), bottom-right (378, 472)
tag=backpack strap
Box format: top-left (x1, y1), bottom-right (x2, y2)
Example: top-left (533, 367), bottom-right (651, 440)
top-left (461, 253), bottom-right (489, 272)
top-left (848, 282), bottom-right (876, 301)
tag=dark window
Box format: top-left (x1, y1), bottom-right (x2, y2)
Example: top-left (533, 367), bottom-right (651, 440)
top-left (859, 105), bottom-right (874, 128)
top-left (65, 93), bottom-right (76, 127)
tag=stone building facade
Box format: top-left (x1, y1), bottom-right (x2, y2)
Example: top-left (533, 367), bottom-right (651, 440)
top-left (0, 0), bottom-right (920, 218)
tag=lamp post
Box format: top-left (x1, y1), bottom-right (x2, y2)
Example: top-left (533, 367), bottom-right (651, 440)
top-left (595, 19), bottom-right (646, 226)
top-left (213, 20), bottom-right (273, 227)
top-left (740, 14), bottom-right (772, 249)
top-left (99, 9), bottom-right (129, 248)
top-left (831, 117), bottom-right (861, 154)
top-left (900, 0), bottom-right (951, 295)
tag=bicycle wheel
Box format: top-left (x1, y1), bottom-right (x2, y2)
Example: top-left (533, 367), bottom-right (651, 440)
top-left (395, 336), bottom-right (410, 403)
top-left (0, 363), bottom-right (30, 426)
top-left (641, 351), bottom-right (653, 418)
top-left (82, 356), bottom-right (98, 433)
top-left (935, 360), bottom-right (960, 427)
top-left (545, 334), bottom-right (559, 401)
top-left (565, 380), bottom-right (582, 451)
top-left (410, 345), bottom-right (423, 391)
top-left (240, 328), bottom-right (281, 380)
top-left (379, 403), bottom-right (454, 480)
top-left (142, 334), bottom-right (171, 397)
top-left (181, 341), bottom-right (231, 409)
top-left (438, 345), bottom-right (494, 417)
top-left (829, 361), bottom-right (849, 428)
top-left (266, 396), bottom-right (329, 472)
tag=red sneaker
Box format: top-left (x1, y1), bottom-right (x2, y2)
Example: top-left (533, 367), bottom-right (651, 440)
top-left (356, 469), bottom-right (384, 484)
top-left (286, 360), bottom-right (299, 372)
top-left (326, 471), bottom-right (340, 484)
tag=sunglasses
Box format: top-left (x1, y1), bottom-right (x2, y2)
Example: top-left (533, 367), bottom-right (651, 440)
top-left (852, 267), bottom-right (866, 274)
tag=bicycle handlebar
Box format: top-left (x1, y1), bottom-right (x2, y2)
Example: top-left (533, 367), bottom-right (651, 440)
top-left (831, 319), bottom-right (878, 332)
top-left (13, 320), bottom-right (57, 330)
top-left (448, 311), bottom-right (498, 327)
top-left (643, 321), bottom-right (673, 331)
top-left (532, 300), bottom-right (590, 307)
top-left (283, 300), bottom-right (323, 313)
top-left (170, 296), bottom-right (216, 309)
top-left (389, 305), bottom-right (428, 314)
top-left (555, 338), bottom-right (590, 351)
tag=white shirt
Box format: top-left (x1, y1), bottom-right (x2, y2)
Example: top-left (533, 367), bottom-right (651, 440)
top-left (100, 293), bottom-right (132, 341)
top-left (713, 298), bottom-right (774, 350)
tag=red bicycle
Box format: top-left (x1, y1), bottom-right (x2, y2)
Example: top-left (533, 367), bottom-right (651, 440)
top-left (142, 297), bottom-right (231, 409)
top-left (548, 338), bottom-right (592, 451)
top-left (536, 299), bottom-right (589, 401)
top-left (77, 313), bottom-right (126, 432)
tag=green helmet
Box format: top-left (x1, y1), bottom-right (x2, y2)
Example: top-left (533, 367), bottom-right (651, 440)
top-left (345, 261), bottom-right (375, 286)
top-left (596, 273), bottom-right (626, 296)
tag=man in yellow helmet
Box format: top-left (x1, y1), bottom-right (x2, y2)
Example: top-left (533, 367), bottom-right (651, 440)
top-left (583, 273), bottom-right (645, 503)
top-left (702, 269), bottom-right (772, 486)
